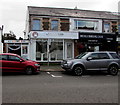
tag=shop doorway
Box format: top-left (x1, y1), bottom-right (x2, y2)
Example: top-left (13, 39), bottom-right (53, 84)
top-left (65, 42), bottom-right (73, 59)
top-left (21, 45), bottom-right (29, 59)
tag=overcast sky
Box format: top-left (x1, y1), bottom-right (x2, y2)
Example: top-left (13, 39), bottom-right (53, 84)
top-left (0, 0), bottom-right (120, 39)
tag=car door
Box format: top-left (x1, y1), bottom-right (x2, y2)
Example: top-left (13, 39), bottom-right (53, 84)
top-left (98, 53), bottom-right (110, 70)
top-left (7, 55), bottom-right (25, 71)
top-left (85, 53), bottom-right (101, 70)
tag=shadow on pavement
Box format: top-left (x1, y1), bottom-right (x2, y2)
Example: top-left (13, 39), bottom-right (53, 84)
top-left (62, 70), bottom-right (116, 76)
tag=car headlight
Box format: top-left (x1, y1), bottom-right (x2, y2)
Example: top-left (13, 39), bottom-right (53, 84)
top-left (67, 61), bottom-right (73, 65)
top-left (34, 64), bottom-right (40, 66)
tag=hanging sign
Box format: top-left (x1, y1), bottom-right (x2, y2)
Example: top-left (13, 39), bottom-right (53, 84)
top-left (32, 32), bottom-right (38, 38)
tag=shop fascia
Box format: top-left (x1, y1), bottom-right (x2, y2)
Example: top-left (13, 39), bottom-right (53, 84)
top-left (29, 31), bottom-right (78, 39)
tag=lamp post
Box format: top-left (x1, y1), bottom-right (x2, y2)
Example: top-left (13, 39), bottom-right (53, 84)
top-left (0, 25), bottom-right (4, 53)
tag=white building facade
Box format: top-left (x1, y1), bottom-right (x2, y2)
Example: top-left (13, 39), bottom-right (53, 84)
top-left (23, 6), bottom-right (119, 62)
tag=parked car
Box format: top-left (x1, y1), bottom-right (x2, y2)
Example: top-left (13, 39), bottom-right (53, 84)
top-left (0, 53), bottom-right (40, 75)
top-left (61, 51), bottom-right (120, 76)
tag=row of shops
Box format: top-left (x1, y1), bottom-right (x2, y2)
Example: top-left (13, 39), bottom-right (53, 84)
top-left (4, 31), bottom-right (119, 62)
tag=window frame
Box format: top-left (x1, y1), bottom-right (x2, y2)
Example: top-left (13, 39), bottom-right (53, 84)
top-left (31, 19), bottom-right (41, 31)
top-left (74, 20), bottom-right (98, 31)
top-left (51, 20), bottom-right (59, 31)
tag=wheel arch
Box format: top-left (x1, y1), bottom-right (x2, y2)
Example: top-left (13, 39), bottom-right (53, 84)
top-left (72, 63), bottom-right (86, 71)
top-left (108, 63), bottom-right (119, 70)
top-left (25, 65), bottom-right (35, 71)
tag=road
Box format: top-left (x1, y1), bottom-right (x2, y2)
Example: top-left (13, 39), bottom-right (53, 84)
top-left (2, 71), bottom-right (119, 103)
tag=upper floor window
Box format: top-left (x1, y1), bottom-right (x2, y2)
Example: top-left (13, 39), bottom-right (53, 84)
top-left (75, 20), bottom-right (98, 30)
top-left (51, 20), bottom-right (59, 31)
top-left (32, 19), bottom-right (41, 31)
top-left (104, 23), bottom-right (110, 33)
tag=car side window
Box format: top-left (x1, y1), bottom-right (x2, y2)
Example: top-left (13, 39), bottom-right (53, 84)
top-left (99, 53), bottom-right (110, 59)
top-left (110, 53), bottom-right (120, 59)
top-left (0, 55), bottom-right (8, 60)
top-left (8, 55), bottom-right (21, 61)
top-left (90, 53), bottom-right (99, 60)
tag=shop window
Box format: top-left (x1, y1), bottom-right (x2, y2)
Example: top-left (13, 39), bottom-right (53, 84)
top-left (75, 20), bottom-right (98, 30)
top-left (42, 18), bottom-right (50, 30)
top-left (32, 19), bottom-right (41, 31)
top-left (60, 19), bottom-right (69, 31)
top-left (36, 40), bottom-right (47, 61)
top-left (104, 23), bottom-right (110, 33)
top-left (51, 20), bottom-right (59, 31)
top-left (49, 39), bottom-right (63, 61)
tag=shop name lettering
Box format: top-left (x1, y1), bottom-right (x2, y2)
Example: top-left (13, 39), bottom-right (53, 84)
top-left (80, 35), bottom-right (103, 38)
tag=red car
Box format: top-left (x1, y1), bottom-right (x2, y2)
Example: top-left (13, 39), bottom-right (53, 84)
top-left (0, 53), bottom-right (40, 75)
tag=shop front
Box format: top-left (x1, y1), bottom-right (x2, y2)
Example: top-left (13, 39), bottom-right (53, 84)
top-left (29, 31), bottom-right (78, 62)
top-left (4, 40), bottom-right (29, 59)
top-left (75, 32), bottom-right (117, 55)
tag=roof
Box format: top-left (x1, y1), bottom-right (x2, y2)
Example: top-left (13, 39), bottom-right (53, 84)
top-left (28, 6), bottom-right (119, 20)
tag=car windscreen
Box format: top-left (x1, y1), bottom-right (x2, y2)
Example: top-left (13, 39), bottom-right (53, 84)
top-left (75, 52), bottom-right (88, 59)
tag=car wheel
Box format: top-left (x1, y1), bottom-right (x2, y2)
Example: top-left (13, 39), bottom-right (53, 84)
top-left (26, 67), bottom-right (33, 75)
top-left (74, 66), bottom-right (84, 76)
top-left (108, 65), bottom-right (118, 76)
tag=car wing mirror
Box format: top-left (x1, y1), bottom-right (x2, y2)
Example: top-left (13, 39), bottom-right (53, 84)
top-left (20, 60), bottom-right (24, 62)
top-left (87, 57), bottom-right (92, 61)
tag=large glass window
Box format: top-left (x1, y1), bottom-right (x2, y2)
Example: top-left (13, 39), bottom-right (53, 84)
top-left (32, 19), bottom-right (41, 31)
top-left (51, 20), bottom-right (59, 30)
top-left (75, 20), bottom-right (98, 30)
top-left (36, 39), bottom-right (63, 61)
top-left (49, 39), bottom-right (63, 61)
top-left (36, 40), bottom-right (47, 61)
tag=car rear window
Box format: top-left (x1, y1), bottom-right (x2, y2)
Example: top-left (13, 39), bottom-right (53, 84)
top-left (110, 53), bottom-right (120, 59)
top-left (0, 55), bottom-right (8, 60)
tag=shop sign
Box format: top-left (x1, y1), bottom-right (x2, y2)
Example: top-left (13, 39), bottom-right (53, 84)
top-left (80, 35), bottom-right (103, 39)
top-left (32, 32), bottom-right (38, 38)
top-left (4, 40), bottom-right (29, 43)
top-left (30, 31), bottom-right (78, 39)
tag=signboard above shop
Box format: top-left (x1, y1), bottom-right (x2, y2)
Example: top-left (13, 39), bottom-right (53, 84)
top-left (30, 31), bottom-right (78, 39)
top-left (4, 40), bottom-right (29, 43)
top-left (79, 32), bottom-right (116, 41)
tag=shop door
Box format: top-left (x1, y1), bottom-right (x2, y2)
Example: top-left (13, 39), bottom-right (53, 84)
top-left (65, 42), bottom-right (73, 59)
top-left (21, 45), bottom-right (29, 60)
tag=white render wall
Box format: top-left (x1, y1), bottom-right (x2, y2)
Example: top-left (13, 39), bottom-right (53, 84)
top-left (69, 18), bottom-right (102, 33)
top-left (0, 30), bottom-right (3, 53)
top-left (29, 40), bottom-right (36, 61)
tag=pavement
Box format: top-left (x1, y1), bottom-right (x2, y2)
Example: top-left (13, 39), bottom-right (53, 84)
top-left (40, 65), bottom-right (65, 72)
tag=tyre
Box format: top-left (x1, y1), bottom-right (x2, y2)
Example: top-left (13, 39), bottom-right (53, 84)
top-left (25, 67), bottom-right (33, 75)
top-left (74, 66), bottom-right (84, 76)
top-left (108, 65), bottom-right (118, 76)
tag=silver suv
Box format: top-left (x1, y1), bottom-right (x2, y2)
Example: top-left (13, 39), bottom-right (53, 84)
top-left (61, 51), bottom-right (120, 76)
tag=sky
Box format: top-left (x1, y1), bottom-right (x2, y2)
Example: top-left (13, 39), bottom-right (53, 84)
top-left (0, 0), bottom-right (120, 39)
